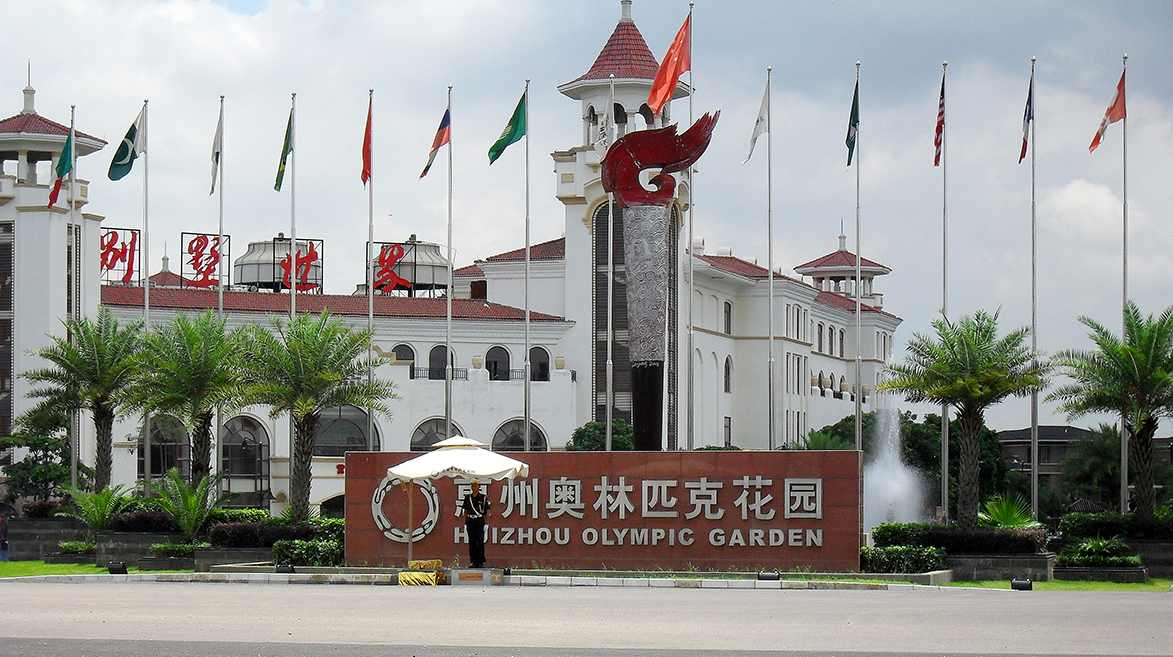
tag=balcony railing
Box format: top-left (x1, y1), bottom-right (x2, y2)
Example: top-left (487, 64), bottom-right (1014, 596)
top-left (413, 367), bottom-right (469, 381)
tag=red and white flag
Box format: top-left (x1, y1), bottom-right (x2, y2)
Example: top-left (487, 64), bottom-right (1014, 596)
top-left (1019, 71), bottom-right (1034, 163)
top-left (647, 15), bottom-right (691, 116)
top-left (1089, 69), bottom-right (1126, 153)
top-left (361, 96), bottom-right (372, 185)
top-left (933, 74), bottom-right (945, 167)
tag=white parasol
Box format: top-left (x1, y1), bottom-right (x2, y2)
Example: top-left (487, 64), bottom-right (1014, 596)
top-left (386, 436), bottom-right (530, 563)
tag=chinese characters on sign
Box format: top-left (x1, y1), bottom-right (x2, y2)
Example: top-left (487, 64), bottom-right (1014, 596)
top-left (278, 238), bottom-right (323, 292)
top-left (372, 243), bottom-right (412, 293)
top-left (180, 233), bottom-right (230, 288)
top-left (99, 228), bottom-right (140, 285)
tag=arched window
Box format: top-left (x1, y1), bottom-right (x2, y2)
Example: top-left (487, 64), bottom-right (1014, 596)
top-left (529, 346), bottom-right (550, 382)
top-left (614, 103), bottom-right (628, 136)
top-left (428, 345), bottom-right (451, 380)
top-left (839, 330), bottom-right (845, 358)
top-left (313, 406), bottom-right (380, 457)
top-left (723, 301), bottom-right (733, 335)
top-left (486, 346), bottom-right (511, 381)
top-left (138, 414), bottom-right (190, 479)
top-left (817, 324), bottom-right (824, 353)
top-left (220, 415), bottom-right (270, 508)
top-left (492, 419), bottom-right (548, 452)
top-left (411, 418), bottom-right (463, 451)
top-left (638, 103), bottom-right (655, 129)
top-left (392, 343), bottom-right (415, 379)
top-left (723, 356), bottom-right (733, 393)
top-left (319, 494), bottom-right (345, 519)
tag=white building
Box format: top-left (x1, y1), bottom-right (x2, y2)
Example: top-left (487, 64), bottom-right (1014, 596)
top-left (1, 1), bottom-right (900, 516)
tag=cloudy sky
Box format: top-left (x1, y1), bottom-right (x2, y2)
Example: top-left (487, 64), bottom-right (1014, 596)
top-left (7, 0), bottom-right (1172, 432)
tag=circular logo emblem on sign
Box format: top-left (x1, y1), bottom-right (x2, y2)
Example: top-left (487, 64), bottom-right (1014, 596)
top-left (370, 477), bottom-right (440, 543)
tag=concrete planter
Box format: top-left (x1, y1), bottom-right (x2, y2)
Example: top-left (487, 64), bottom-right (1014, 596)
top-left (946, 553), bottom-right (1055, 581)
top-left (1053, 566), bottom-right (1147, 583)
top-left (96, 532), bottom-right (184, 567)
top-left (137, 556), bottom-right (196, 571)
top-left (194, 547), bottom-right (273, 572)
top-left (1128, 541), bottom-right (1173, 578)
top-left (6, 518), bottom-right (88, 561)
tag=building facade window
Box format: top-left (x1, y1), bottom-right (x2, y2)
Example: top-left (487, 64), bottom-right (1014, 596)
top-left (817, 324), bottom-right (824, 352)
top-left (529, 346), bottom-right (550, 381)
top-left (723, 356), bottom-right (732, 393)
top-left (723, 416), bottom-right (732, 447)
top-left (392, 343), bottom-right (415, 379)
top-left (839, 329), bottom-right (845, 358)
top-left (428, 345), bottom-right (451, 380)
top-left (313, 406), bottom-right (379, 456)
top-left (723, 301), bottom-right (733, 335)
top-left (220, 415), bottom-right (270, 508)
top-left (410, 418), bottom-right (463, 451)
top-left (138, 414), bottom-right (190, 479)
top-left (492, 419), bottom-right (548, 452)
top-left (486, 346), bottom-right (510, 381)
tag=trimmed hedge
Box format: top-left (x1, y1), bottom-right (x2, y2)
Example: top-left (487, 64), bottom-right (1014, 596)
top-left (22, 500), bottom-right (62, 518)
top-left (58, 540), bottom-right (96, 554)
top-left (871, 522), bottom-right (1047, 554)
top-left (861, 546), bottom-right (945, 573)
top-left (272, 539), bottom-right (344, 567)
top-left (106, 511), bottom-right (182, 533)
top-left (1058, 513), bottom-right (1173, 540)
top-left (207, 508), bottom-right (271, 525)
top-left (208, 522), bottom-right (316, 548)
top-left (1056, 553), bottom-right (1141, 568)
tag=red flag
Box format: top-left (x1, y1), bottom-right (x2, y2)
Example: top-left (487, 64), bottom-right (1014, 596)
top-left (361, 97), bottom-right (372, 185)
top-left (647, 15), bottom-right (691, 116)
top-left (1089, 69), bottom-right (1126, 153)
top-left (933, 74), bottom-right (945, 166)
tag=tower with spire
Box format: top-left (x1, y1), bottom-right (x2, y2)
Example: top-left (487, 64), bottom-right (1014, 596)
top-left (0, 83), bottom-right (106, 442)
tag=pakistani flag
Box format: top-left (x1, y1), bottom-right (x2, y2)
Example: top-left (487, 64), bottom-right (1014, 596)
top-left (275, 109), bottom-right (293, 191)
top-left (488, 90), bottom-right (526, 164)
top-left (108, 104), bottom-right (146, 181)
top-left (846, 79), bottom-right (859, 166)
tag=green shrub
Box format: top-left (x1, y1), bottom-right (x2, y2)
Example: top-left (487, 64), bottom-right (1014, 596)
top-left (979, 493), bottom-right (1042, 529)
top-left (861, 546), bottom-right (945, 573)
top-left (208, 508), bottom-right (270, 525)
top-left (272, 539), bottom-right (344, 567)
top-left (55, 485), bottom-right (133, 534)
top-left (106, 511), bottom-right (182, 534)
top-left (57, 540), bottom-right (96, 554)
top-left (695, 445), bottom-right (743, 451)
top-left (1059, 512), bottom-right (1173, 540)
top-left (1056, 537), bottom-right (1141, 567)
top-left (870, 522), bottom-right (1046, 554)
top-left (311, 517), bottom-right (345, 543)
top-left (149, 542), bottom-right (210, 558)
top-left (566, 420), bottom-right (634, 451)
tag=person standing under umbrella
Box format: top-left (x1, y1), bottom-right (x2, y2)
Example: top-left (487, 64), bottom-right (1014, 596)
top-left (462, 479), bottom-right (491, 568)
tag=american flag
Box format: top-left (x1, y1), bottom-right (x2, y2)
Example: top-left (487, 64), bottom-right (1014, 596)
top-left (934, 74), bottom-right (945, 167)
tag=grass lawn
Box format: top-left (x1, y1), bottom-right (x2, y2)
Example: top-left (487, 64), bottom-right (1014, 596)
top-left (943, 578), bottom-right (1173, 592)
top-left (0, 561), bottom-right (190, 578)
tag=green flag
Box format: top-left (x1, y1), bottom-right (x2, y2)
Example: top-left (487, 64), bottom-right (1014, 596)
top-left (846, 79), bottom-right (859, 166)
top-left (108, 105), bottom-right (146, 181)
top-left (275, 109), bottom-right (293, 191)
top-left (488, 91), bottom-right (526, 164)
top-left (48, 131), bottom-right (73, 208)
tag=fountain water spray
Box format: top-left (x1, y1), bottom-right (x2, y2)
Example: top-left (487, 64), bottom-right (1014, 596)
top-left (863, 405), bottom-right (928, 532)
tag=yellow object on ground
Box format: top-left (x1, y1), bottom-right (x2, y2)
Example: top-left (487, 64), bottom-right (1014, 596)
top-left (398, 571), bottom-right (437, 586)
top-left (408, 559), bottom-right (443, 570)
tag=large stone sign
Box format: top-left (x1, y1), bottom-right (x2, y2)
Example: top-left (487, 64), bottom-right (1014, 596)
top-left (345, 451), bottom-right (860, 572)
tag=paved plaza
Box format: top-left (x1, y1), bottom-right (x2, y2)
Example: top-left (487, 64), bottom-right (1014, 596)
top-left (2, 579), bottom-right (1171, 656)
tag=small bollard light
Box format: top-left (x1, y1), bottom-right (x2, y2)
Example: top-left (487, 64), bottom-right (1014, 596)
top-left (107, 562), bottom-right (128, 575)
top-left (275, 564), bottom-right (295, 574)
top-left (1011, 578), bottom-right (1032, 591)
top-left (503, 567), bottom-right (511, 576)
top-left (757, 570), bottom-right (781, 580)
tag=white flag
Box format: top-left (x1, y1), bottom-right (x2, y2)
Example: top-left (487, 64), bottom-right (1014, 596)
top-left (593, 100), bottom-right (613, 159)
top-left (743, 83), bottom-right (769, 164)
top-left (209, 104), bottom-right (223, 195)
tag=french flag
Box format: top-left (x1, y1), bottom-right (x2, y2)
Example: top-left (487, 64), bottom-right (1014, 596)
top-left (420, 108), bottom-right (451, 178)
top-left (1020, 72), bottom-right (1033, 163)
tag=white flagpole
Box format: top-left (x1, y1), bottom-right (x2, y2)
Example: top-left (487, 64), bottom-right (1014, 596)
top-left (367, 88), bottom-right (375, 453)
top-left (1029, 58), bottom-right (1039, 520)
top-left (765, 66), bottom-right (775, 451)
top-left (940, 62), bottom-right (950, 523)
top-left (1120, 53), bottom-right (1129, 513)
top-left (606, 74), bottom-right (615, 452)
top-left (142, 100), bottom-right (153, 490)
top-left (523, 78), bottom-right (532, 452)
top-left (217, 95), bottom-right (225, 320)
top-left (686, 0), bottom-right (695, 451)
top-left (853, 63), bottom-right (862, 453)
top-left (289, 92), bottom-right (297, 320)
top-left (445, 85), bottom-right (454, 441)
top-left (67, 105), bottom-right (78, 488)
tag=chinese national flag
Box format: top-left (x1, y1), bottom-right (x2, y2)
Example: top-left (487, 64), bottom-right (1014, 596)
top-left (647, 15), bottom-right (691, 116)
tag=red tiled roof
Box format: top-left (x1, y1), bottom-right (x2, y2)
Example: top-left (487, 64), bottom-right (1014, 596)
top-left (572, 21), bottom-right (660, 83)
top-left (101, 286), bottom-right (566, 322)
top-left (149, 270), bottom-right (184, 287)
top-left (795, 249), bottom-right (888, 272)
top-left (0, 112), bottom-right (103, 143)
top-left (484, 237), bottom-right (565, 263)
top-left (813, 291), bottom-right (897, 319)
top-left (454, 263), bottom-right (484, 277)
top-left (694, 253), bottom-right (799, 284)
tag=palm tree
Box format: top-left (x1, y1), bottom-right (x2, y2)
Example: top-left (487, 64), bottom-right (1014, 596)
top-left (24, 307), bottom-right (143, 491)
top-left (234, 311), bottom-right (397, 523)
top-left (1048, 302), bottom-right (1173, 519)
top-left (877, 310), bottom-right (1049, 530)
top-left (126, 311), bottom-right (239, 484)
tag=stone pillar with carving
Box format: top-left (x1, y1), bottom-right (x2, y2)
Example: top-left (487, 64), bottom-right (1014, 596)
top-left (601, 112), bottom-right (718, 450)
